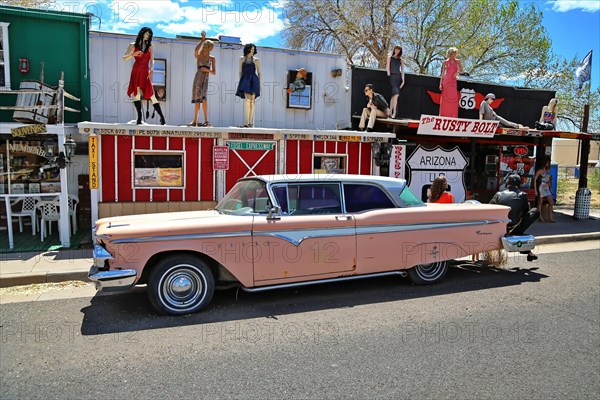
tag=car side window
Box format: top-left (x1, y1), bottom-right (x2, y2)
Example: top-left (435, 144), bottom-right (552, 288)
top-left (343, 184), bottom-right (395, 212)
top-left (272, 186), bottom-right (289, 213)
top-left (280, 183), bottom-right (342, 215)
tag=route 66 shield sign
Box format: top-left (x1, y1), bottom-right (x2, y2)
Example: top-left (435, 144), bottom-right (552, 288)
top-left (459, 88), bottom-right (476, 110)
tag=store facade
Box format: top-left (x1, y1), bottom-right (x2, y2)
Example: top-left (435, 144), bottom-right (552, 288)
top-left (78, 123), bottom-right (394, 223)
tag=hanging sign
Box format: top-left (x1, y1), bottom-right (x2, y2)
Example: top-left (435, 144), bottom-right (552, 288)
top-left (11, 124), bottom-right (47, 137)
top-left (406, 145), bottom-right (469, 202)
top-left (89, 136), bottom-right (99, 189)
top-left (418, 115), bottom-right (498, 138)
top-left (228, 141), bottom-right (275, 151)
top-left (389, 144), bottom-right (406, 180)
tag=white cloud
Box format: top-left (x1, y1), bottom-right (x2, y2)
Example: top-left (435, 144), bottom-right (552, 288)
top-left (548, 0), bottom-right (600, 12)
top-left (158, 2), bottom-right (285, 42)
top-left (43, 1), bottom-right (285, 43)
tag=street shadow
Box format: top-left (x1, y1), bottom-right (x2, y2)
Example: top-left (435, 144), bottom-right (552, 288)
top-left (80, 258), bottom-right (547, 336)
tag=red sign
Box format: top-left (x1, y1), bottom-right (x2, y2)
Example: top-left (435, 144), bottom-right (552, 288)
top-left (513, 146), bottom-right (529, 156)
top-left (213, 146), bottom-right (229, 170)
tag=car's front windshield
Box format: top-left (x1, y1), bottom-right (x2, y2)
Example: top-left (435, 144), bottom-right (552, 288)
top-left (215, 179), bottom-right (272, 215)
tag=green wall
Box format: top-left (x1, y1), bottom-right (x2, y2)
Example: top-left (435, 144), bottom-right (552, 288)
top-left (0, 6), bottom-right (91, 123)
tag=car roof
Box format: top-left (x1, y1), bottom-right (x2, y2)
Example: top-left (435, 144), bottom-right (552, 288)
top-left (241, 174), bottom-right (407, 191)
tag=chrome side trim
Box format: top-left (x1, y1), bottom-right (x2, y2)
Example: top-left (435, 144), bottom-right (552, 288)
top-left (355, 219), bottom-right (507, 236)
top-left (502, 235), bottom-right (536, 252)
top-left (255, 227), bottom-right (356, 246)
top-left (111, 230), bottom-right (252, 244)
top-left (110, 220), bottom-right (507, 246)
top-left (88, 266), bottom-right (137, 291)
top-left (243, 270), bottom-right (408, 293)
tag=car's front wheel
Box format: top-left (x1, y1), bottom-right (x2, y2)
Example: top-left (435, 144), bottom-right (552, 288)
top-left (148, 255), bottom-right (215, 315)
top-left (407, 260), bottom-right (448, 285)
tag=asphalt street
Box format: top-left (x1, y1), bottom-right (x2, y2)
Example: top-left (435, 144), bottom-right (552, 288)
top-left (1, 244), bottom-right (599, 399)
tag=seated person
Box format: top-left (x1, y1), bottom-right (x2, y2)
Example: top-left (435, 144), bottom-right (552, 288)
top-left (490, 173), bottom-right (540, 261)
top-left (480, 93), bottom-right (526, 129)
top-left (536, 98), bottom-right (558, 130)
top-left (358, 84), bottom-right (391, 132)
top-left (288, 68), bottom-right (307, 93)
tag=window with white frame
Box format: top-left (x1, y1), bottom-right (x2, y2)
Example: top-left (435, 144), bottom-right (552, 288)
top-left (0, 22), bottom-right (10, 89)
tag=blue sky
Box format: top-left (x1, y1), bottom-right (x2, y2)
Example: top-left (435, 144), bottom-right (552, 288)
top-left (37, 0), bottom-right (600, 89)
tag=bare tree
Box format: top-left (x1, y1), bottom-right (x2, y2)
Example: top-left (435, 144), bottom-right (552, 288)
top-left (282, 0), bottom-right (413, 68)
top-left (283, 0), bottom-right (551, 78)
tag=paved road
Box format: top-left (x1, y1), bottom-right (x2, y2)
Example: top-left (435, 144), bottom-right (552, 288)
top-left (1, 243), bottom-right (599, 399)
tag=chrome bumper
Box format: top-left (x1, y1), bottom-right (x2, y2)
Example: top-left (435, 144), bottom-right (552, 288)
top-left (502, 235), bottom-right (536, 252)
top-left (88, 266), bottom-right (137, 291)
top-left (91, 245), bottom-right (136, 291)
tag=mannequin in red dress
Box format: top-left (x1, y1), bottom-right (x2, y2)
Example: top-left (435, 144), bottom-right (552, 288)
top-left (123, 27), bottom-right (166, 125)
top-left (439, 47), bottom-right (464, 118)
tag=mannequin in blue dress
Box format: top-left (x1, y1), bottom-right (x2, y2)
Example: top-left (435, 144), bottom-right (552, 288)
top-left (236, 43), bottom-right (261, 127)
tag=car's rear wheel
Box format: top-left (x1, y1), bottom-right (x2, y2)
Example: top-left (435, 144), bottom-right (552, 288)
top-left (407, 260), bottom-right (448, 285)
top-left (148, 255), bottom-right (214, 315)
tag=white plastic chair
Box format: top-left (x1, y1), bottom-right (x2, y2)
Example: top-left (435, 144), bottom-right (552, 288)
top-left (68, 194), bottom-right (79, 233)
top-left (38, 200), bottom-right (61, 241)
top-left (11, 197), bottom-right (39, 235)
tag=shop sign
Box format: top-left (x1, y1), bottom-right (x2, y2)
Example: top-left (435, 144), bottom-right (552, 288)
top-left (213, 146), bottom-right (229, 170)
top-left (389, 145), bottom-right (406, 180)
top-left (8, 142), bottom-right (46, 157)
top-left (11, 124), bottom-right (47, 137)
top-left (228, 141), bottom-right (274, 151)
top-left (513, 146), bottom-right (529, 156)
top-left (418, 115), bottom-right (498, 138)
top-left (89, 136), bottom-right (99, 189)
top-left (406, 145), bottom-right (469, 202)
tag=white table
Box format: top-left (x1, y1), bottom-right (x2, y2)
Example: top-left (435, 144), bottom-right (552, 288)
top-left (1, 193), bottom-right (62, 249)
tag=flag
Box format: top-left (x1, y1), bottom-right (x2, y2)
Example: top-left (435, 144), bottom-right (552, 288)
top-left (575, 50), bottom-right (592, 89)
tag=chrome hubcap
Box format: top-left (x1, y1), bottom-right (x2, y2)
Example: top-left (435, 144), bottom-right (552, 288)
top-left (416, 261), bottom-right (446, 280)
top-left (161, 266), bottom-right (204, 310)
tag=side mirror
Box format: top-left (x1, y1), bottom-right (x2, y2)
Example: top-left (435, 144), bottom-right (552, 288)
top-left (267, 206), bottom-right (281, 220)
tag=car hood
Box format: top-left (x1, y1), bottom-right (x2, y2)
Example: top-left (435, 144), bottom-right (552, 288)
top-left (95, 210), bottom-right (253, 241)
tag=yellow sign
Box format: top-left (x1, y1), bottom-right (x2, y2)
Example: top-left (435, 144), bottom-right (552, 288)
top-left (89, 136), bottom-right (99, 189)
top-left (11, 124), bottom-right (47, 137)
top-left (340, 135), bottom-right (362, 142)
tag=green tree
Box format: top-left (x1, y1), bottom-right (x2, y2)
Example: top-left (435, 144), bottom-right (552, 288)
top-left (283, 0), bottom-right (598, 133)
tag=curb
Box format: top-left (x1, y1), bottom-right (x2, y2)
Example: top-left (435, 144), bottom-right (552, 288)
top-left (535, 232), bottom-right (600, 245)
top-left (0, 270), bottom-right (89, 288)
top-left (0, 233), bottom-right (598, 289)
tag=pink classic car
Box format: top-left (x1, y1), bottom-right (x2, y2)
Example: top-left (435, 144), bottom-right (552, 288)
top-left (90, 174), bottom-right (535, 315)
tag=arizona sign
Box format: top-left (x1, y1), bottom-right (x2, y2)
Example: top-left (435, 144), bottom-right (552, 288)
top-left (418, 115), bottom-right (499, 138)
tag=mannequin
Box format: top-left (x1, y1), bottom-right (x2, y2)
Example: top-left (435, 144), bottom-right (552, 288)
top-left (235, 43), bottom-right (261, 127)
top-left (123, 27), bottom-right (166, 125)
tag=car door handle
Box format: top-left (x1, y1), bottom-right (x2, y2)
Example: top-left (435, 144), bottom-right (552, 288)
top-left (335, 215), bottom-right (352, 221)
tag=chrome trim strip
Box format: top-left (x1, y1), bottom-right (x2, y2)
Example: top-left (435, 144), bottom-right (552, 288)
top-left (110, 220), bottom-right (507, 246)
top-left (355, 219), bottom-right (507, 236)
top-left (243, 270), bottom-right (408, 293)
top-left (254, 219), bottom-right (506, 246)
top-left (88, 267), bottom-right (137, 290)
top-left (111, 230), bottom-right (252, 244)
top-left (255, 227), bottom-right (356, 246)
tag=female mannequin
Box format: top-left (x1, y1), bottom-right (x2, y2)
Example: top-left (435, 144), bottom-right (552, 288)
top-left (123, 27), bottom-right (166, 125)
top-left (235, 44), bottom-right (261, 127)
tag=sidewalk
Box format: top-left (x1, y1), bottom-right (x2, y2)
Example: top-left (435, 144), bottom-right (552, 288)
top-left (0, 208), bottom-right (598, 288)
